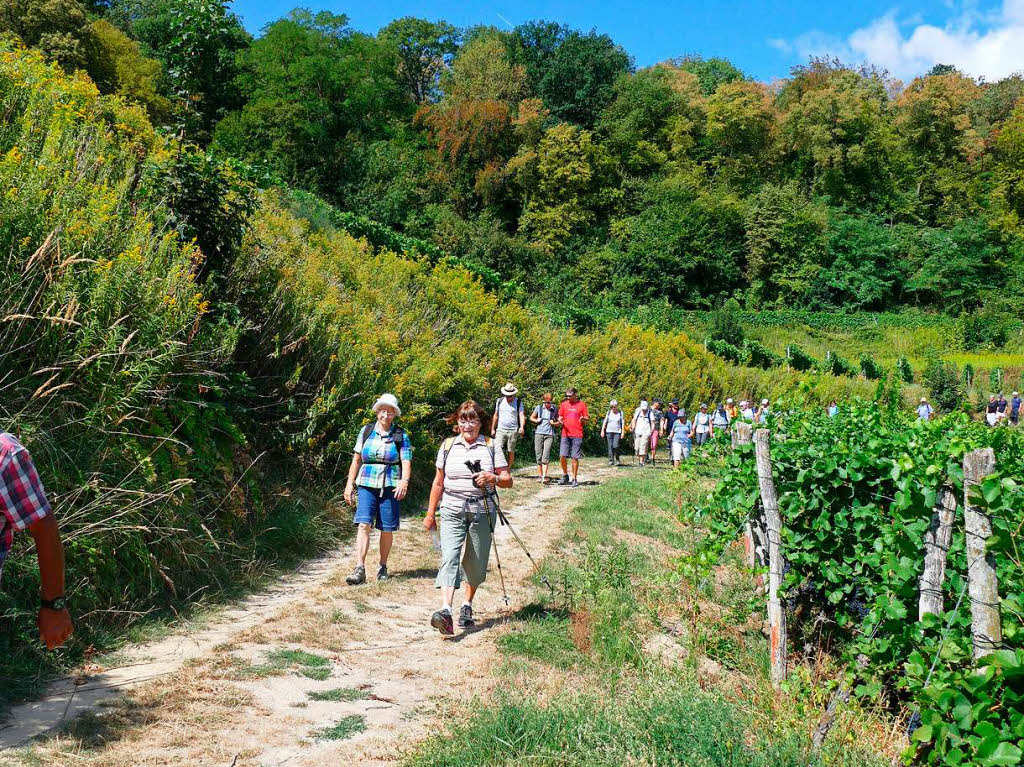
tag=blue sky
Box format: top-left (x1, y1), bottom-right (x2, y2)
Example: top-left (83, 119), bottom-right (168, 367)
top-left (231, 1), bottom-right (1024, 83)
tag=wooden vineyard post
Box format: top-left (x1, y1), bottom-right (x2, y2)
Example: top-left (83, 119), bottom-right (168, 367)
top-left (919, 486), bottom-right (957, 620)
top-left (734, 422), bottom-right (757, 568)
top-left (754, 428), bottom-right (786, 688)
top-left (964, 448), bottom-right (1002, 660)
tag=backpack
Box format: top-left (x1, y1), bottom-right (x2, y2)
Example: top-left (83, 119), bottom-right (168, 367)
top-left (495, 397), bottom-right (521, 416)
top-left (359, 423), bottom-right (405, 467)
top-left (440, 435), bottom-right (496, 473)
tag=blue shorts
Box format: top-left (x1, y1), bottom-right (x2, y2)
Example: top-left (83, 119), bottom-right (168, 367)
top-left (355, 486), bottom-right (400, 532)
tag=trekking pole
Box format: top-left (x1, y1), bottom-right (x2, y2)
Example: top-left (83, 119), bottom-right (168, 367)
top-left (490, 498), bottom-right (554, 595)
top-left (478, 485), bottom-right (510, 609)
top-left (467, 461), bottom-right (510, 609)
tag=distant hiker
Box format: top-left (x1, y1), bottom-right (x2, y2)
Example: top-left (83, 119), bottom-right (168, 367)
top-left (649, 399), bottom-right (665, 465)
top-left (756, 398), bottom-right (770, 425)
top-left (424, 401), bottom-right (512, 635)
top-left (1012, 391), bottom-right (1021, 425)
top-left (916, 397), bottom-right (933, 421)
top-left (664, 399), bottom-right (681, 438)
top-left (725, 398), bottom-right (738, 421)
top-left (529, 393), bottom-right (559, 483)
top-left (1, 431), bottom-right (73, 649)
top-left (827, 400), bottom-right (839, 417)
top-left (997, 392), bottom-right (1009, 424)
top-left (557, 388), bottom-right (589, 487)
top-left (630, 400), bottom-right (653, 466)
top-left (712, 402), bottom-right (730, 433)
top-left (600, 400), bottom-right (624, 466)
top-left (344, 394), bottom-right (412, 585)
top-left (670, 410), bottom-right (693, 467)
top-left (693, 403), bottom-right (712, 446)
top-left (740, 400), bottom-right (755, 421)
top-left (986, 394), bottom-right (999, 427)
top-left (491, 383), bottom-right (525, 470)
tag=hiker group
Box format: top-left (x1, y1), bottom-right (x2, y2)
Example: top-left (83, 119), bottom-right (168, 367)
top-left (338, 385), bottom-right (773, 637)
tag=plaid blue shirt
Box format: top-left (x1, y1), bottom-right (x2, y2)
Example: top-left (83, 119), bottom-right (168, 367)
top-left (353, 424), bottom-right (413, 489)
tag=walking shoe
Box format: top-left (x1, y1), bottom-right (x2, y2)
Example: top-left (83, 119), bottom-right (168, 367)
top-left (431, 609), bottom-right (454, 636)
top-left (345, 565), bottom-right (366, 585)
top-left (559, 475), bottom-right (570, 485)
top-left (376, 564), bottom-right (389, 581)
top-left (458, 604), bottom-right (475, 627)
top-left (570, 479), bottom-right (579, 488)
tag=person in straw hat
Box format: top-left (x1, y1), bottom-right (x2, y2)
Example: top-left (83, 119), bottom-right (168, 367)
top-left (343, 393), bottom-right (412, 585)
top-left (491, 382), bottom-right (525, 471)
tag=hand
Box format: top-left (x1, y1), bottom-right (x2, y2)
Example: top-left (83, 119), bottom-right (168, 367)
top-left (394, 479), bottom-right (409, 500)
top-left (473, 471), bottom-right (498, 488)
top-left (343, 484), bottom-right (354, 505)
top-left (38, 608), bottom-right (73, 650)
top-left (518, 429), bottom-right (524, 437)
top-left (423, 513), bottom-right (437, 531)
top-left (600, 431), bottom-right (605, 438)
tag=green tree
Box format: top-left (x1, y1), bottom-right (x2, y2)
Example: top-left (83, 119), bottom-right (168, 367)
top-left (612, 173), bottom-right (746, 305)
top-left (0, 0), bottom-right (89, 69)
top-left (108, 0), bottom-right (250, 139)
top-left (441, 31), bottom-right (526, 104)
top-left (817, 215), bottom-right (906, 310)
top-left (708, 297), bottom-right (744, 346)
top-left (379, 16), bottom-right (459, 105)
top-left (704, 80), bottom-right (777, 187)
top-left (507, 20), bottom-right (568, 97)
top-left (213, 10), bottom-right (407, 199)
top-left (779, 66), bottom-right (893, 205)
top-left (744, 181), bottom-right (829, 306)
top-left (672, 54), bottom-right (744, 95)
top-left (514, 122), bottom-right (618, 252)
top-left (534, 29), bottom-right (632, 128)
top-left (83, 19), bottom-right (170, 119)
top-left (596, 65), bottom-right (704, 174)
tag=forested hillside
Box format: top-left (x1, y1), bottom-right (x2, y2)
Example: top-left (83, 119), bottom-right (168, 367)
top-left (5, 1), bottom-right (1024, 330)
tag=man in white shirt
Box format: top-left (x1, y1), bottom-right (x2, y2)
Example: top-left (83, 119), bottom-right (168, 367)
top-left (491, 382), bottom-right (526, 470)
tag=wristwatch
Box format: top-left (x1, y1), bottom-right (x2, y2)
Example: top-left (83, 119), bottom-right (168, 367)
top-left (40, 596), bottom-right (67, 611)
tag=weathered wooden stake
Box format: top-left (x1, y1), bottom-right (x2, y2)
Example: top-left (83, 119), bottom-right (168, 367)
top-left (754, 428), bottom-right (786, 688)
top-left (919, 486), bottom-right (957, 620)
top-left (964, 448), bottom-right (1002, 660)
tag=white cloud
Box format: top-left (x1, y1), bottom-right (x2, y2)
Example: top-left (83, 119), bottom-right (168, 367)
top-left (773, 1), bottom-right (1024, 81)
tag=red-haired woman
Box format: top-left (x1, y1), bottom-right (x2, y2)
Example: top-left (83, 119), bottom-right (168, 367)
top-left (424, 401), bottom-right (512, 635)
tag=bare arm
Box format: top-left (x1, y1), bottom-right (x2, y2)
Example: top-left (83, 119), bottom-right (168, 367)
top-left (518, 408), bottom-right (526, 434)
top-left (343, 453), bottom-right (361, 505)
top-left (27, 513), bottom-right (72, 649)
top-left (424, 468), bottom-right (445, 530)
top-left (394, 458), bottom-right (412, 500)
top-left (491, 411), bottom-right (498, 436)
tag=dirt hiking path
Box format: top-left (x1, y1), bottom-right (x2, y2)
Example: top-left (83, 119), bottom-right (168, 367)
top-left (1, 459), bottom-right (614, 766)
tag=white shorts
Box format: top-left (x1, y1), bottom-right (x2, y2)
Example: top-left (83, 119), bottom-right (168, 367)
top-left (987, 412), bottom-right (998, 426)
top-left (671, 442), bottom-right (691, 462)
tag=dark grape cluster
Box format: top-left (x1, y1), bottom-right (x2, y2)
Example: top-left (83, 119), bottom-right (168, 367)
top-left (906, 710), bottom-right (922, 735)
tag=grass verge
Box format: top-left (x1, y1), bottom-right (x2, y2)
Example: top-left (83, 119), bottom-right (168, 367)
top-left (404, 467), bottom-right (892, 767)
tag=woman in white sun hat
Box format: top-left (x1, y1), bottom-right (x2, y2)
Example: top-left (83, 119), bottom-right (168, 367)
top-left (343, 393), bottom-right (413, 585)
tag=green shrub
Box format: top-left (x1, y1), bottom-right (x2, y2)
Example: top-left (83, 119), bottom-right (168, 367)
top-left (745, 339), bottom-right (781, 370)
top-left (787, 344), bottom-right (818, 372)
top-left (824, 350), bottom-right (855, 377)
top-left (897, 355), bottom-right (914, 384)
top-left (923, 358), bottom-right (965, 412)
top-left (707, 338), bottom-right (745, 364)
top-left (708, 297), bottom-right (744, 347)
top-left (859, 353), bottom-right (882, 380)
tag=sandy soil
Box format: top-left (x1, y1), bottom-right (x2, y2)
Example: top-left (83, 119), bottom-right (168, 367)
top-left (0, 459), bottom-right (614, 767)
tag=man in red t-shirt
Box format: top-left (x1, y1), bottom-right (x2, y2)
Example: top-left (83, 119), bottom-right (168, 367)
top-left (557, 387), bottom-right (589, 487)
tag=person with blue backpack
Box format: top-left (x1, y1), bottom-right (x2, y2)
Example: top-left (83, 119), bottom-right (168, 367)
top-left (343, 394), bottom-right (413, 586)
